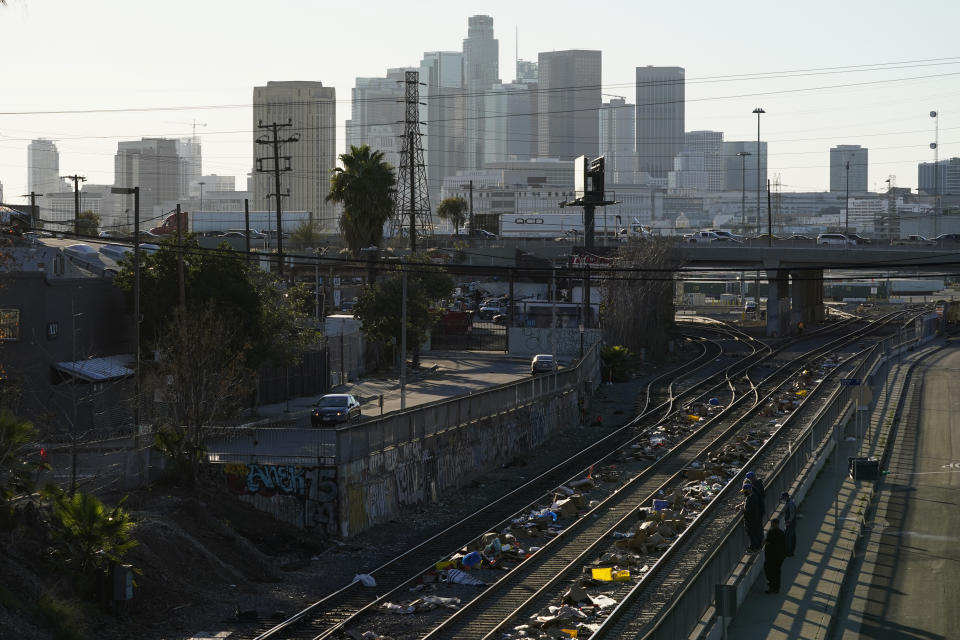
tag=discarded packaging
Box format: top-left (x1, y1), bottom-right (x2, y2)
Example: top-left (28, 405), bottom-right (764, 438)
top-left (461, 551), bottom-right (482, 569)
top-left (353, 574), bottom-right (376, 587)
top-left (444, 569), bottom-right (486, 586)
top-left (381, 601), bottom-right (414, 614)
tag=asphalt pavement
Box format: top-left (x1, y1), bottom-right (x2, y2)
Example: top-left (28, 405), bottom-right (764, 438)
top-left (252, 351), bottom-right (531, 426)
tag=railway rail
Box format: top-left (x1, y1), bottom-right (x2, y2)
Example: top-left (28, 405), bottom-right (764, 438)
top-left (242, 313), bottom-right (889, 640)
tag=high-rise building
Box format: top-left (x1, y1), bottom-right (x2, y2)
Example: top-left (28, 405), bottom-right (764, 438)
top-left (420, 51), bottom-right (465, 200)
top-left (918, 157), bottom-right (960, 196)
top-left (599, 98), bottom-right (636, 184)
top-left (635, 66), bottom-right (685, 179)
top-left (516, 59), bottom-right (538, 84)
top-left (462, 15), bottom-right (500, 171)
top-left (830, 145), bottom-right (868, 194)
top-left (345, 68), bottom-right (410, 169)
top-left (252, 81), bottom-right (337, 229)
top-left (683, 131), bottom-right (725, 191)
top-left (114, 138), bottom-right (181, 217)
top-left (723, 140), bottom-right (768, 194)
top-left (537, 50), bottom-right (601, 160)
top-left (484, 83), bottom-right (538, 163)
top-left (28, 139), bottom-right (68, 197)
top-left (176, 137), bottom-right (202, 197)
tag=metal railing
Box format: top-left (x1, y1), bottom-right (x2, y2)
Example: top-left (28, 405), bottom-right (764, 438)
top-left (335, 342), bottom-right (601, 463)
top-left (633, 313), bottom-right (934, 639)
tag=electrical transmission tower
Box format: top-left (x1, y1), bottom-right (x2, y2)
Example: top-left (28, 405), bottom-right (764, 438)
top-left (393, 71), bottom-right (432, 253)
top-left (255, 119), bottom-right (299, 275)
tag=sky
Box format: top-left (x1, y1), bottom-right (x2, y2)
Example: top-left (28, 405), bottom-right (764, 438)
top-left (1, 0), bottom-right (959, 205)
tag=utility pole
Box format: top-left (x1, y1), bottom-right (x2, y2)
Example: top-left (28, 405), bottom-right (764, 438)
top-left (63, 174), bottom-right (86, 236)
top-left (400, 267), bottom-right (408, 410)
top-left (255, 120), bottom-right (299, 276)
top-left (468, 180), bottom-right (474, 236)
top-left (243, 198), bottom-right (251, 257)
top-left (176, 203), bottom-right (185, 308)
top-left (845, 158), bottom-right (851, 238)
top-left (767, 179), bottom-right (773, 247)
top-left (20, 192), bottom-right (40, 231)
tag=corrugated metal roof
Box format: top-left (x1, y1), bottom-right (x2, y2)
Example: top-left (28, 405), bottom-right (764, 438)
top-left (54, 354), bottom-right (134, 382)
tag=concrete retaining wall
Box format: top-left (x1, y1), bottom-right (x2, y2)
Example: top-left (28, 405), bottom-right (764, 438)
top-left (338, 388), bottom-right (578, 537)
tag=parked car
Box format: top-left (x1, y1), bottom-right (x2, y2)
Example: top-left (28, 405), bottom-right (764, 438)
top-left (816, 233), bottom-right (855, 246)
top-left (744, 299), bottom-right (757, 313)
top-left (891, 235), bottom-right (935, 247)
top-left (311, 394), bottom-right (361, 426)
top-left (492, 314), bottom-right (508, 326)
top-left (751, 233), bottom-right (781, 242)
top-left (683, 231), bottom-right (721, 244)
top-left (847, 234), bottom-right (871, 245)
top-left (787, 234), bottom-right (813, 241)
top-left (934, 233), bottom-right (960, 244)
top-left (530, 354), bottom-right (556, 375)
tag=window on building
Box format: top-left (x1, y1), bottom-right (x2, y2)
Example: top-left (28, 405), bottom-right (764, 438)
top-left (0, 309), bottom-right (20, 341)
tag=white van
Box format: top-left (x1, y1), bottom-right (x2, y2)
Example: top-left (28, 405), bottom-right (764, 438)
top-left (816, 233), bottom-right (855, 246)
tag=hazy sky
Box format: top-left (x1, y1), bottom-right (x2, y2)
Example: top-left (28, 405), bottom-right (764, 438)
top-left (2, 0), bottom-right (959, 204)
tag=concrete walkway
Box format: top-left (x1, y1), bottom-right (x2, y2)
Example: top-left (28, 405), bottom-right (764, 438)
top-left (722, 345), bottom-right (935, 640)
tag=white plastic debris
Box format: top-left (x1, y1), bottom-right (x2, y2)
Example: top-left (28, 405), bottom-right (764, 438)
top-left (353, 573), bottom-right (376, 587)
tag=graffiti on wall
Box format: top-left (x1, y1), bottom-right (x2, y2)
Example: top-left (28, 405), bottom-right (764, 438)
top-left (201, 462), bottom-right (338, 534)
top-left (510, 327), bottom-right (602, 357)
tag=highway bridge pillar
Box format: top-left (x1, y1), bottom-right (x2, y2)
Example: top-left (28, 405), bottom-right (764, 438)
top-left (791, 269), bottom-right (825, 328)
top-left (766, 269), bottom-right (791, 337)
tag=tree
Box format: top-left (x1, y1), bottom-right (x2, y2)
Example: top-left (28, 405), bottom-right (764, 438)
top-left (76, 210), bottom-right (100, 237)
top-left (353, 256), bottom-right (454, 368)
top-left (290, 220), bottom-right (323, 244)
top-left (436, 196), bottom-right (469, 235)
top-left (112, 236), bottom-right (312, 371)
top-left (50, 491), bottom-right (137, 575)
top-left (327, 145), bottom-right (396, 255)
top-left (150, 303), bottom-right (251, 484)
top-left (0, 411), bottom-right (48, 507)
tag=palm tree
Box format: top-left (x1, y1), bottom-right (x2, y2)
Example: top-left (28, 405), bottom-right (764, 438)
top-left (327, 145), bottom-right (396, 255)
top-left (0, 410), bottom-right (46, 505)
top-left (436, 196), bottom-right (469, 235)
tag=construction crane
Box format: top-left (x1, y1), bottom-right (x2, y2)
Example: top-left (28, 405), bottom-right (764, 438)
top-left (165, 119), bottom-right (207, 140)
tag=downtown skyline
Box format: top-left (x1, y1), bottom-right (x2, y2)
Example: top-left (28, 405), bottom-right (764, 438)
top-left (1, 0), bottom-right (958, 204)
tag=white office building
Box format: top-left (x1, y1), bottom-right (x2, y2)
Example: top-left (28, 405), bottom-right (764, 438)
top-left (252, 81), bottom-right (337, 230)
top-left (599, 98), bottom-right (636, 184)
top-left (28, 139), bottom-right (69, 198)
top-left (420, 51), bottom-right (466, 201)
top-left (345, 69), bottom-right (409, 164)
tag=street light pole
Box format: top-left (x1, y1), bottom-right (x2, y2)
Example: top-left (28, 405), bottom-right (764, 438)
top-left (737, 151), bottom-right (751, 232)
top-left (845, 158), bottom-right (851, 237)
top-left (931, 110), bottom-right (939, 237)
top-left (752, 108), bottom-right (765, 236)
top-left (198, 181), bottom-right (205, 212)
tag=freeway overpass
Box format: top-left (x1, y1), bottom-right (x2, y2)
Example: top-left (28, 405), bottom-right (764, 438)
top-left (671, 243), bottom-right (960, 336)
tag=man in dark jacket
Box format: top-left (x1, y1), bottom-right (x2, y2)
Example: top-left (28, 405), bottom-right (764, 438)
top-left (746, 471), bottom-right (766, 518)
top-left (780, 492), bottom-right (797, 556)
top-left (741, 484), bottom-right (764, 551)
top-left (764, 517), bottom-right (788, 593)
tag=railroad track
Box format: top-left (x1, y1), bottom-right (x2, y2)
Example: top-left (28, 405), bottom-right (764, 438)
top-left (241, 315), bottom-right (871, 640)
top-left (411, 314), bottom-right (900, 640)
top-left (238, 329), bottom-right (729, 640)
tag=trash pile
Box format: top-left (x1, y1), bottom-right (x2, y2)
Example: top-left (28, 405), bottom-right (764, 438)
top-left (624, 397), bottom-right (727, 464)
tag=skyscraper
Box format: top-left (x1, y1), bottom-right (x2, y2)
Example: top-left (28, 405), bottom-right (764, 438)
top-left (484, 82), bottom-right (538, 162)
top-left (420, 51), bottom-right (465, 200)
top-left (537, 50), bottom-right (601, 160)
top-left (346, 68), bottom-right (410, 170)
top-left (252, 81), bottom-right (337, 229)
top-left (683, 131), bottom-right (725, 191)
top-left (919, 157), bottom-right (960, 196)
top-left (176, 137), bottom-right (202, 197)
top-left (462, 15), bottom-right (500, 170)
top-left (723, 140), bottom-right (767, 194)
top-left (28, 139), bottom-right (66, 197)
top-left (114, 138), bottom-right (181, 216)
top-left (635, 66), bottom-right (685, 179)
top-left (830, 145), bottom-right (868, 194)
top-left (599, 98), bottom-right (636, 184)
